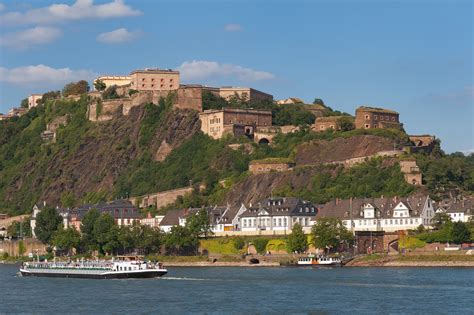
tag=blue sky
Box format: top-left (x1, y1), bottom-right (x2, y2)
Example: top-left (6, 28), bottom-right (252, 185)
top-left (0, 0), bottom-right (472, 153)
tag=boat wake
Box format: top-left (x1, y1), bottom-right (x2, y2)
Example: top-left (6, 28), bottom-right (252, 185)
top-left (161, 276), bottom-right (210, 281)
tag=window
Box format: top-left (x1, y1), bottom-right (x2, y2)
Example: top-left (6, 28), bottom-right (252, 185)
top-left (284, 218), bottom-right (287, 227)
top-left (273, 218), bottom-right (276, 226)
top-left (278, 218), bottom-right (282, 226)
top-left (151, 84), bottom-right (155, 88)
top-left (365, 124), bottom-right (369, 129)
top-left (142, 84), bottom-right (145, 88)
top-left (391, 117), bottom-right (396, 121)
top-left (160, 84), bottom-right (164, 88)
top-left (365, 115), bottom-right (370, 120)
top-left (170, 78), bottom-right (173, 82)
top-left (374, 115), bottom-right (378, 120)
top-left (142, 78), bottom-right (145, 81)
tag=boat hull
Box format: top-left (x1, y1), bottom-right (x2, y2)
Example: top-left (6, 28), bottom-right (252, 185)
top-left (20, 269), bottom-right (167, 279)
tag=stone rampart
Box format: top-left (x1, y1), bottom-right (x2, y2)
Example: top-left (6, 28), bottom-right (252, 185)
top-left (0, 238), bottom-right (47, 256)
top-left (129, 187), bottom-right (194, 209)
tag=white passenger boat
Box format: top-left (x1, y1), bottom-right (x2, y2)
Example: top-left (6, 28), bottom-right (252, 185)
top-left (20, 256), bottom-right (167, 279)
top-left (297, 254), bottom-right (342, 267)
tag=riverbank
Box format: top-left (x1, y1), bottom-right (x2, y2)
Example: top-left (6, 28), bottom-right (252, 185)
top-left (346, 253), bottom-right (474, 267)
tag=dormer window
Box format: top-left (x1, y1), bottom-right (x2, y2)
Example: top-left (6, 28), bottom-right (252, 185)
top-left (360, 211), bottom-right (363, 217)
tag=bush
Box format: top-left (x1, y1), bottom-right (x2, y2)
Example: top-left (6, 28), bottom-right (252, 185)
top-left (233, 237), bottom-right (245, 250)
top-left (252, 238), bottom-right (269, 254)
top-left (63, 80), bottom-right (90, 96)
top-left (102, 85), bottom-right (120, 100)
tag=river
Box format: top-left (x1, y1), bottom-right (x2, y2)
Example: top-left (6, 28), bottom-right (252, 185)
top-left (0, 264), bottom-right (473, 314)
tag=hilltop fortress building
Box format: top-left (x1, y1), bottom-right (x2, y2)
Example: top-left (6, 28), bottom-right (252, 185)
top-left (355, 106), bottom-right (402, 130)
top-left (200, 108), bottom-right (272, 139)
top-left (88, 68), bottom-right (274, 128)
top-left (130, 69), bottom-right (180, 91)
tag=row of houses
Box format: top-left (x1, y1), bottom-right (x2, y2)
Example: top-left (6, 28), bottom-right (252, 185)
top-left (29, 195), bottom-right (473, 238)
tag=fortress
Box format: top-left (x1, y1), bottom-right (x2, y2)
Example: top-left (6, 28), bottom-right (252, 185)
top-left (87, 68), bottom-right (273, 122)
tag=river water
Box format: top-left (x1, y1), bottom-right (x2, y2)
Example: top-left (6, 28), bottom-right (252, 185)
top-left (0, 264), bottom-right (473, 314)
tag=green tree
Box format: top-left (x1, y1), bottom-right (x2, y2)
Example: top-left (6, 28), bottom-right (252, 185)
top-left (35, 206), bottom-right (63, 244)
top-left (63, 80), bottom-right (90, 96)
top-left (186, 209), bottom-right (213, 238)
top-left (336, 116), bottom-right (355, 131)
top-left (431, 212), bottom-right (452, 230)
top-left (286, 223), bottom-right (307, 253)
top-left (37, 90), bottom-right (61, 105)
top-left (93, 213), bottom-right (115, 254)
top-left (94, 79), bottom-right (106, 92)
top-left (165, 225), bottom-right (197, 255)
top-left (311, 217), bottom-right (353, 253)
top-left (20, 98), bottom-right (29, 108)
top-left (52, 227), bottom-right (81, 255)
top-left (273, 106), bottom-right (315, 126)
top-left (7, 219), bottom-right (32, 238)
top-left (450, 221), bottom-right (471, 244)
top-left (136, 225), bottom-right (163, 255)
top-left (81, 208), bottom-right (101, 250)
top-left (102, 225), bottom-right (121, 255)
top-left (102, 85), bottom-right (120, 100)
top-left (60, 191), bottom-right (76, 208)
top-left (202, 90), bottom-right (228, 110)
top-left (251, 238), bottom-right (269, 254)
top-left (18, 240), bottom-right (26, 256)
top-left (313, 98), bottom-right (325, 105)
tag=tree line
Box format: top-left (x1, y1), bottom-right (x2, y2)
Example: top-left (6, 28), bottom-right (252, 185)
top-left (34, 206), bottom-right (214, 257)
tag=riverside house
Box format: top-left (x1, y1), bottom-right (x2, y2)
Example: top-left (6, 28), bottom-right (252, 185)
top-left (318, 195), bottom-right (436, 232)
top-left (239, 197), bottom-right (317, 233)
top-left (435, 198), bottom-right (474, 223)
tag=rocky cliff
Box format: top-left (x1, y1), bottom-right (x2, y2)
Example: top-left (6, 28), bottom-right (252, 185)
top-left (1, 101), bottom-right (200, 213)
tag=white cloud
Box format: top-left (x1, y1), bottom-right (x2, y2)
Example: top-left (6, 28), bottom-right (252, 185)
top-left (0, 64), bottom-right (97, 87)
top-left (224, 24), bottom-right (242, 32)
top-left (178, 60), bottom-right (275, 81)
top-left (0, 0), bottom-right (141, 26)
top-left (97, 28), bottom-right (141, 44)
top-left (0, 26), bottom-right (62, 50)
top-left (0, 3), bottom-right (5, 12)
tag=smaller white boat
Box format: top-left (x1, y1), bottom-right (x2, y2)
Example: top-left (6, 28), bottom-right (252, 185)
top-left (297, 254), bottom-right (342, 267)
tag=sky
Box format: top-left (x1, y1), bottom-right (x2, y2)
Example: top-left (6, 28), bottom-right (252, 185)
top-left (0, 0), bottom-right (472, 153)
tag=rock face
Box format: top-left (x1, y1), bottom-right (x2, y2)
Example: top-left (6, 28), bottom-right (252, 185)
top-left (5, 105), bottom-right (200, 208)
top-left (224, 135), bottom-right (398, 207)
top-left (295, 135), bottom-right (395, 166)
top-left (224, 168), bottom-right (321, 206)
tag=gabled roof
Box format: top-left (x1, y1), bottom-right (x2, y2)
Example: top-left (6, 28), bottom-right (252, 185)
top-left (318, 195), bottom-right (430, 220)
top-left (241, 197), bottom-right (317, 217)
top-left (438, 198), bottom-right (474, 214)
top-left (159, 209), bottom-right (187, 226)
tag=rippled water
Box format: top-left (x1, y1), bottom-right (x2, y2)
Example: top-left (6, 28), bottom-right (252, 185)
top-left (1, 264), bottom-right (473, 314)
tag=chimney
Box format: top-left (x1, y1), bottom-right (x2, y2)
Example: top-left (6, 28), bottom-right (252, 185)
top-left (249, 202), bottom-right (252, 208)
top-left (462, 199), bottom-right (465, 208)
top-left (381, 195), bottom-right (384, 199)
top-left (43, 200), bottom-right (46, 206)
